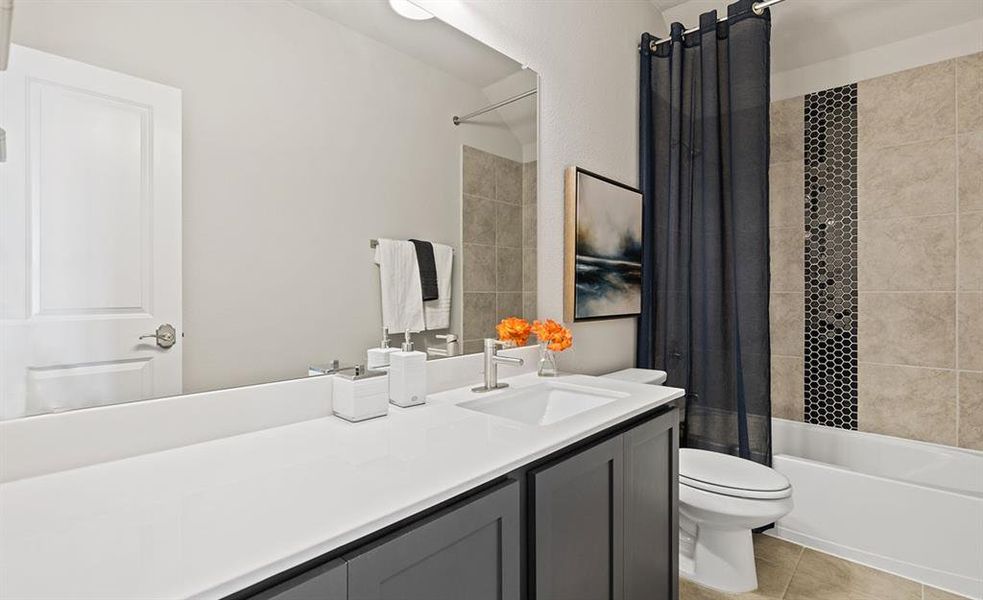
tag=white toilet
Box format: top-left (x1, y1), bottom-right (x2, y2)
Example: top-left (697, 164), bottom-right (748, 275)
top-left (603, 368), bottom-right (794, 594)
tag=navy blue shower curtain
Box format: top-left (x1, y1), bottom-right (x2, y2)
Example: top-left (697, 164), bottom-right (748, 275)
top-left (637, 0), bottom-right (772, 464)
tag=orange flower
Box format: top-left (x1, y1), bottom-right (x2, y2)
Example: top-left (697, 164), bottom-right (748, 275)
top-left (497, 317), bottom-right (532, 347)
top-left (531, 319), bottom-right (573, 352)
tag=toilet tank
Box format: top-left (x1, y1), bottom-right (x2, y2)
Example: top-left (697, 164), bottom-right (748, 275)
top-left (601, 368), bottom-right (668, 385)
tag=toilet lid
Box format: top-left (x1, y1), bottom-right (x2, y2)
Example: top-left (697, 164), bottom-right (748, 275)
top-left (679, 448), bottom-right (792, 500)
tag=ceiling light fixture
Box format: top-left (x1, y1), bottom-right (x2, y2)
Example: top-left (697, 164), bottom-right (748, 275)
top-left (388, 0), bottom-right (433, 21)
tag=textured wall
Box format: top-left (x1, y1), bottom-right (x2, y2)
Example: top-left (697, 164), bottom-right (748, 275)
top-left (769, 53), bottom-right (983, 450)
top-left (419, 0), bottom-right (667, 375)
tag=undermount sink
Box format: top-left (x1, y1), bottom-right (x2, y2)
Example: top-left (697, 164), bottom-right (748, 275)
top-left (458, 381), bottom-right (630, 426)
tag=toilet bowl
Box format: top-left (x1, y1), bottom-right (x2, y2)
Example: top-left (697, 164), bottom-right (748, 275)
top-left (601, 369), bottom-right (794, 594)
top-left (678, 448), bottom-right (793, 593)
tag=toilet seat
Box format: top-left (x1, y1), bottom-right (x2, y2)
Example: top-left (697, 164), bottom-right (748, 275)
top-left (680, 448), bottom-right (791, 500)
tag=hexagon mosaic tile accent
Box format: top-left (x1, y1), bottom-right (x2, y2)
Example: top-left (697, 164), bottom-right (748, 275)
top-left (803, 84), bottom-right (859, 430)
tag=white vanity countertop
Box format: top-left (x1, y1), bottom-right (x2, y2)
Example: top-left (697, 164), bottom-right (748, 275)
top-left (0, 373), bottom-right (683, 600)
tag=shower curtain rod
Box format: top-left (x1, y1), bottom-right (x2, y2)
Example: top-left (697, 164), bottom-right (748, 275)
top-left (642, 0), bottom-right (786, 50)
top-left (453, 88), bottom-right (537, 126)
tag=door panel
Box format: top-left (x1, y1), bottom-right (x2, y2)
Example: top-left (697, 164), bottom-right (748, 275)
top-left (0, 44), bottom-right (181, 419)
top-left (346, 481), bottom-right (521, 600)
top-left (32, 79), bottom-right (151, 315)
top-left (250, 559), bottom-right (347, 600)
top-left (625, 409), bottom-right (679, 600)
top-left (532, 436), bottom-right (624, 600)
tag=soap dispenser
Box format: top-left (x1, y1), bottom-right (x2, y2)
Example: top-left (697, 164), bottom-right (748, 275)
top-left (367, 327), bottom-right (399, 370)
top-left (389, 330), bottom-right (427, 408)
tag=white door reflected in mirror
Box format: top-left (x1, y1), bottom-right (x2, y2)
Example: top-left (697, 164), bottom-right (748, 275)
top-left (0, 45), bottom-right (182, 419)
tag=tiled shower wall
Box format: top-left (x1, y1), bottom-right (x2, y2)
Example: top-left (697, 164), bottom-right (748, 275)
top-left (769, 52), bottom-right (983, 450)
top-left (461, 146), bottom-right (537, 354)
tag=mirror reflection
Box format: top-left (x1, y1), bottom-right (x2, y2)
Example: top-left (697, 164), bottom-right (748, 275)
top-left (0, 0), bottom-right (538, 419)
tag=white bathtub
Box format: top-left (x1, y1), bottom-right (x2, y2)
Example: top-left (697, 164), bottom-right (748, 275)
top-left (770, 419), bottom-right (983, 599)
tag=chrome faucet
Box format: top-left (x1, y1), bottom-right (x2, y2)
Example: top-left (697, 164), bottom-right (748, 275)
top-left (472, 339), bottom-right (524, 393)
top-left (427, 333), bottom-right (460, 358)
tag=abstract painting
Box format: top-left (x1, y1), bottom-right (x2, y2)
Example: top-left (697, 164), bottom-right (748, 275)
top-left (564, 167), bottom-right (643, 322)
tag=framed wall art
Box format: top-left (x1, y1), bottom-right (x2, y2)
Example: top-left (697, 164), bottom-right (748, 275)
top-left (563, 166), bottom-right (643, 322)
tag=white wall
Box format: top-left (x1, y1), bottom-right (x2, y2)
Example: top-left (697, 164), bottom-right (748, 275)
top-left (772, 19), bottom-right (983, 101)
top-left (661, 0), bottom-right (983, 100)
top-left (417, 0), bottom-right (668, 375)
top-left (10, 0), bottom-right (524, 393)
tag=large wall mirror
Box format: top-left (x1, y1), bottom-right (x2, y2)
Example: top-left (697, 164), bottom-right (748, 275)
top-left (0, 0), bottom-right (538, 420)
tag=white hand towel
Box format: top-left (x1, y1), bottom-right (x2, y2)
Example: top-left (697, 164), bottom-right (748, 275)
top-left (424, 242), bottom-right (454, 330)
top-left (374, 239), bottom-right (425, 333)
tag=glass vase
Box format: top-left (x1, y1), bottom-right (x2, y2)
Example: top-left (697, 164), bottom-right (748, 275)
top-left (537, 342), bottom-right (558, 377)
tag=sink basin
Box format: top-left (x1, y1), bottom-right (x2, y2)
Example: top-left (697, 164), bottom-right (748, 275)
top-left (458, 381), bottom-right (630, 426)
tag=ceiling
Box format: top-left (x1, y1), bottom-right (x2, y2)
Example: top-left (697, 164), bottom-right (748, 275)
top-left (292, 0), bottom-right (522, 89)
top-left (649, 0), bottom-right (693, 11)
top-left (659, 0), bottom-right (983, 73)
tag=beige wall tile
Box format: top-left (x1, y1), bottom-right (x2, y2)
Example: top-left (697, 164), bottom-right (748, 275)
top-left (958, 292), bottom-right (983, 371)
top-left (858, 362), bottom-right (957, 445)
top-left (858, 137), bottom-right (956, 220)
top-left (859, 60), bottom-right (955, 151)
top-left (858, 215), bottom-right (956, 291)
top-left (495, 202), bottom-right (522, 248)
top-left (463, 292), bottom-right (496, 341)
top-left (496, 246), bottom-right (522, 292)
top-left (958, 371), bottom-right (983, 451)
top-left (495, 156), bottom-right (522, 205)
top-left (770, 161), bottom-right (805, 229)
top-left (858, 293), bottom-right (956, 368)
top-left (770, 292), bottom-right (804, 356)
top-left (959, 211), bottom-right (983, 291)
top-left (522, 161), bottom-right (537, 205)
top-left (522, 249), bottom-right (537, 292)
top-left (496, 292), bottom-right (522, 321)
top-left (785, 548), bottom-right (921, 600)
top-left (463, 243), bottom-right (496, 292)
top-left (522, 291), bottom-right (537, 321)
top-left (462, 339), bottom-right (484, 355)
top-left (957, 52), bottom-right (983, 134)
top-left (770, 226), bottom-right (804, 292)
top-left (463, 145), bottom-right (495, 199)
top-left (958, 131), bottom-right (983, 213)
top-left (772, 355), bottom-right (804, 422)
top-left (462, 195), bottom-right (496, 245)
top-left (522, 203), bottom-right (537, 248)
top-left (924, 586), bottom-right (970, 600)
top-left (771, 97), bottom-right (804, 164)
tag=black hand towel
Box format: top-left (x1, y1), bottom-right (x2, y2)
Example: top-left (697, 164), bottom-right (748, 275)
top-left (409, 239), bottom-right (439, 301)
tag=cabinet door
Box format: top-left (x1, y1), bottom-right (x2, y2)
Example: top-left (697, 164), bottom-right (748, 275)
top-left (531, 436), bottom-right (624, 600)
top-left (624, 409), bottom-right (679, 600)
top-left (249, 558), bottom-right (347, 600)
top-left (345, 480), bottom-right (521, 600)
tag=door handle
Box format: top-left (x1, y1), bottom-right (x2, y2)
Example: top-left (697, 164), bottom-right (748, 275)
top-left (139, 323), bottom-right (177, 349)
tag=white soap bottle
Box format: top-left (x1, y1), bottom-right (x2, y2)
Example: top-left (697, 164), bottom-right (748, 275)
top-left (389, 330), bottom-right (427, 408)
top-left (367, 327), bottom-right (399, 371)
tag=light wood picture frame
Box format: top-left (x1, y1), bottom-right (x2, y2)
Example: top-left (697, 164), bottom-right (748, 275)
top-left (564, 166), bottom-right (643, 323)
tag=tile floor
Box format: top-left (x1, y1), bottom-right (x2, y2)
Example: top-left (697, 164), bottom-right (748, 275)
top-left (680, 534), bottom-right (968, 600)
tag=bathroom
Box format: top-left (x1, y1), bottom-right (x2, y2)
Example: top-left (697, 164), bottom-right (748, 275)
top-left (0, 0), bottom-right (980, 598)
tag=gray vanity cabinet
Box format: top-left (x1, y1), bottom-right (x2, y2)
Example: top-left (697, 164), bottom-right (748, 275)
top-left (531, 408), bottom-right (679, 600)
top-left (344, 480), bottom-right (521, 600)
top-left (249, 559), bottom-right (347, 600)
top-left (624, 409), bottom-right (679, 600)
top-left (531, 436), bottom-right (625, 600)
